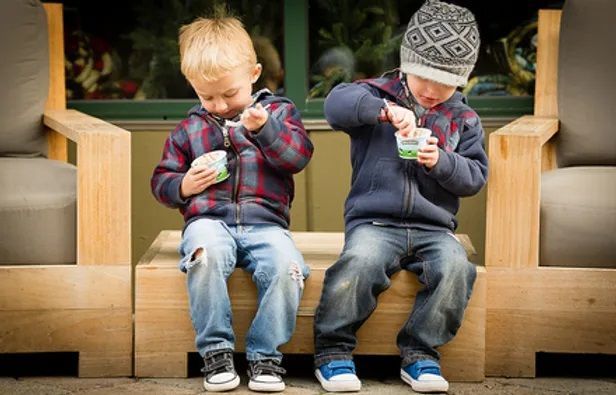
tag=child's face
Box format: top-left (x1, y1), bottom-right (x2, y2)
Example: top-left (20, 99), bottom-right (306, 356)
top-left (406, 74), bottom-right (457, 109)
top-left (190, 64), bottom-right (262, 119)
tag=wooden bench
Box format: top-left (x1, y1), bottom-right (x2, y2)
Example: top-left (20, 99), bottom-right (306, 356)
top-left (135, 231), bottom-right (485, 381)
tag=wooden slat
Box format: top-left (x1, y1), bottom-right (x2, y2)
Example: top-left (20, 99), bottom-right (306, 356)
top-left (0, 265), bottom-right (130, 310)
top-left (43, 3), bottom-right (68, 162)
top-left (490, 115), bottom-right (558, 145)
top-left (77, 124), bottom-right (131, 265)
top-left (485, 116), bottom-right (558, 269)
top-left (44, 109), bottom-right (132, 266)
top-left (534, 10), bottom-right (562, 117)
top-left (135, 352), bottom-right (188, 378)
top-left (486, 267), bottom-right (616, 377)
top-left (541, 141), bottom-right (558, 172)
top-left (79, 351), bottom-right (133, 378)
top-left (487, 267), bottom-right (616, 312)
top-left (0, 309), bottom-right (132, 377)
top-left (44, 109), bottom-right (129, 143)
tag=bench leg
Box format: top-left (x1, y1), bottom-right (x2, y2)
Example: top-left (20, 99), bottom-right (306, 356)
top-left (79, 351), bottom-right (132, 377)
top-left (135, 351), bottom-right (189, 378)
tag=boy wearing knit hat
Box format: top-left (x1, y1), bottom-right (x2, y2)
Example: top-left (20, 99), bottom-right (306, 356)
top-left (313, 1), bottom-right (487, 393)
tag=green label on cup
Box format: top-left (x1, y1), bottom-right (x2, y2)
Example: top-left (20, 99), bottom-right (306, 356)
top-left (215, 166), bottom-right (229, 183)
top-left (398, 147), bottom-right (419, 159)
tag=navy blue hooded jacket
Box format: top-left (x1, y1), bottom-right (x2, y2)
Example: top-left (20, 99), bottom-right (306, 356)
top-left (324, 71), bottom-right (488, 233)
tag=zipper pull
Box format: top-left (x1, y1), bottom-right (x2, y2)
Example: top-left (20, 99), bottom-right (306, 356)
top-left (222, 127), bottom-right (231, 147)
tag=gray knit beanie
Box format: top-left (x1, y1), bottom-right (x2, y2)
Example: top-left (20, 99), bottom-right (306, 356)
top-left (400, 0), bottom-right (480, 87)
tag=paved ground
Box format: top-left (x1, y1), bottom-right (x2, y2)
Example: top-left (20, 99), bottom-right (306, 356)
top-left (1, 353), bottom-right (614, 394)
top-left (1, 376), bottom-right (615, 394)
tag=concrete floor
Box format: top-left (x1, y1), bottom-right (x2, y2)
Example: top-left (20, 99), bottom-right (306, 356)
top-left (1, 376), bottom-right (615, 394)
top-left (1, 353), bottom-right (614, 394)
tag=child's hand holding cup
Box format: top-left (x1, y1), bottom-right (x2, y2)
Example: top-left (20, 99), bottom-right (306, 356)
top-left (395, 128), bottom-right (432, 160)
top-left (191, 150), bottom-right (229, 183)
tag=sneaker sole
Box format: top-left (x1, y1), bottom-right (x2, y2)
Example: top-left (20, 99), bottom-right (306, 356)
top-left (400, 369), bottom-right (449, 393)
top-left (315, 369), bottom-right (361, 392)
top-left (203, 374), bottom-right (240, 392)
top-left (248, 380), bottom-right (285, 392)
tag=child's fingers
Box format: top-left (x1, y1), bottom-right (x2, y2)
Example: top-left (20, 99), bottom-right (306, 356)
top-left (195, 169), bottom-right (218, 187)
top-left (247, 107), bottom-right (267, 119)
top-left (192, 166), bottom-right (216, 180)
top-left (398, 124), bottom-right (415, 137)
top-left (426, 136), bottom-right (439, 145)
top-left (387, 107), bottom-right (398, 123)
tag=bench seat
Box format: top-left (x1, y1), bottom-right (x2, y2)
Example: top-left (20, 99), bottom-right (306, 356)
top-left (135, 230), bottom-right (485, 380)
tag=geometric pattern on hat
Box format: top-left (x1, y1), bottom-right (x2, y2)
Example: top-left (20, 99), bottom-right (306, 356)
top-left (400, 0), bottom-right (480, 86)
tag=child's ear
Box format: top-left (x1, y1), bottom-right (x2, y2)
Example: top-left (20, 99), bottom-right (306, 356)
top-left (251, 63), bottom-right (263, 84)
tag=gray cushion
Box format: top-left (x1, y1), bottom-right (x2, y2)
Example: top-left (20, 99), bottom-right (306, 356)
top-left (0, 0), bottom-right (48, 156)
top-left (540, 166), bottom-right (616, 268)
top-left (0, 157), bottom-right (76, 264)
top-left (557, 0), bottom-right (616, 166)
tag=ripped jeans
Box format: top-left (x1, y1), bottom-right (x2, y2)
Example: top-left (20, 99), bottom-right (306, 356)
top-left (179, 218), bottom-right (309, 362)
top-left (313, 224), bottom-right (477, 367)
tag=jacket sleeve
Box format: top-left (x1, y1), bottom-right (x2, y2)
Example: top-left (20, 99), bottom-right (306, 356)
top-left (253, 99), bottom-right (314, 174)
top-left (324, 82), bottom-right (386, 134)
top-left (424, 114), bottom-right (488, 197)
top-left (150, 125), bottom-right (191, 208)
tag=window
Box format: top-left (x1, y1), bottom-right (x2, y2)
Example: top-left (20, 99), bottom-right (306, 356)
top-left (57, 0), bottom-right (563, 120)
top-left (59, 0), bottom-right (283, 100)
top-left (307, 0), bottom-right (564, 99)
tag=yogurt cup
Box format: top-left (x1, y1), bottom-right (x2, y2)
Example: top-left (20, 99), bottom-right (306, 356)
top-left (395, 128), bottom-right (432, 160)
top-left (191, 150), bottom-right (229, 183)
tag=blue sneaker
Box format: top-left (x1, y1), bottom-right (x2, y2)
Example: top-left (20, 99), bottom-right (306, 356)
top-left (315, 360), bottom-right (361, 392)
top-left (401, 359), bottom-right (449, 393)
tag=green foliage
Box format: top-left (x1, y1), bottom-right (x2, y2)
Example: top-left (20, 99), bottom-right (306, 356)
top-left (126, 0), bottom-right (281, 99)
top-left (309, 0), bottom-right (404, 98)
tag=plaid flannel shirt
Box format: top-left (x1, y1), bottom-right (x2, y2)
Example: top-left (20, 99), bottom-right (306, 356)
top-left (151, 91), bottom-right (313, 230)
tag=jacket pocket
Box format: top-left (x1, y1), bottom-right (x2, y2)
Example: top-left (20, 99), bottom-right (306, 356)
top-left (349, 158), bottom-right (406, 218)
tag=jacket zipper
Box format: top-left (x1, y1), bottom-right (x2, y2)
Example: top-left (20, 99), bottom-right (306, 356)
top-left (220, 123), bottom-right (241, 226)
top-left (403, 161), bottom-right (417, 221)
top-left (402, 161), bottom-right (411, 219)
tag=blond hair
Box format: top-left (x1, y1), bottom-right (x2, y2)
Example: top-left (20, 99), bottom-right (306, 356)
top-left (179, 14), bottom-right (256, 82)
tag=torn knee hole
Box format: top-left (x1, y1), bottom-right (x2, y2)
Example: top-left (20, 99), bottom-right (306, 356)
top-left (185, 247), bottom-right (206, 270)
top-left (288, 261), bottom-right (305, 290)
top-left (191, 247), bottom-right (204, 261)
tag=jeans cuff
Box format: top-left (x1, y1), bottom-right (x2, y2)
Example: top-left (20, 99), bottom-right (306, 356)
top-left (200, 342), bottom-right (235, 358)
top-left (314, 352), bottom-right (353, 369)
top-left (246, 352), bottom-right (282, 364)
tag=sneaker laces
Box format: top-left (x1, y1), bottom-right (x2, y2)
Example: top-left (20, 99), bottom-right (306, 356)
top-left (201, 349), bottom-right (234, 379)
top-left (326, 360), bottom-right (356, 375)
top-left (249, 359), bottom-right (286, 378)
top-left (411, 360), bottom-right (441, 376)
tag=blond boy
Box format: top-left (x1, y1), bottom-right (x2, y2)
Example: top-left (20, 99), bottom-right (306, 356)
top-left (151, 12), bottom-right (313, 392)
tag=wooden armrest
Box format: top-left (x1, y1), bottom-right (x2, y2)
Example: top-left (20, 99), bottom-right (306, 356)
top-left (44, 109), bottom-right (131, 266)
top-left (490, 115), bottom-right (558, 145)
top-left (44, 109), bottom-right (128, 142)
top-left (485, 116), bottom-right (558, 270)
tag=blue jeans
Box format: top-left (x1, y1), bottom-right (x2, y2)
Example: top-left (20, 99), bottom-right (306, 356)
top-left (179, 218), bottom-right (310, 363)
top-left (313, 224), bottom-right (476, 367)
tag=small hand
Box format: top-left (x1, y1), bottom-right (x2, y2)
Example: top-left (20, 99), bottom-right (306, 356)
top-left (386, 103), bottom-right (416, 137)
top-left (417, 136), bottom-right (440, 169)
top-left (241, 102), bottom-right (269, 132)
top-left (180, 165), bottom-right (218, 198)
